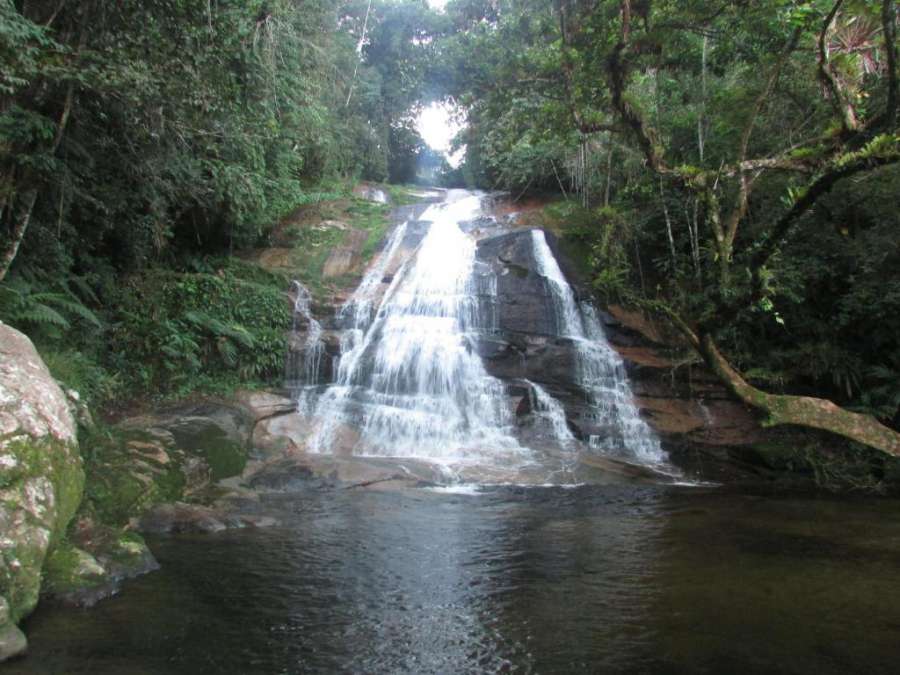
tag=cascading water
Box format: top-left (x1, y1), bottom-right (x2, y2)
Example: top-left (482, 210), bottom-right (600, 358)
top-left (529, 230), bottom-right (664, 464)
top-left (285, 280), bottom-right (324, 391)
top-left (307, 192), bottom-right (527, 471)
top-left (525, 380), bottom-right (576, 444)
top-left (292, 190), bottom-right (665, 481)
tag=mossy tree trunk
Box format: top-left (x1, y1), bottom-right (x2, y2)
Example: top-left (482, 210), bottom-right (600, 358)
top-left (699, 333), bottom-right (900, 457)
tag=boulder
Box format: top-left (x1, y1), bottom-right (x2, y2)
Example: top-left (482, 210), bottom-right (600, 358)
top-left (0, 322), bottom-right (84, 660)
top-left (252, 410), bottom-right (313, 457)
top-left (0, 598), bottom-right (26, 662)
top-left (119, 402), bottom-right (251, 482)
top-left (475, 229), bottom-right (560, 337)
top-left (41, 524), bottom-right (159, 609)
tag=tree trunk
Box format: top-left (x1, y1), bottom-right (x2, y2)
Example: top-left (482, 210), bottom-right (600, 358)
top-left (0, 73), bottom-right (76, 282)
top-left (698, 333), bottom-right (900, 457)
top-left (0, 190), bottom-right (38, 283)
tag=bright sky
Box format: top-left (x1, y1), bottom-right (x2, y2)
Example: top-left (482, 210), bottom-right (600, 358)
top-left (417, 1), bottom-right (463, 168)
top-left (417, 102), bottom-right (465, 168)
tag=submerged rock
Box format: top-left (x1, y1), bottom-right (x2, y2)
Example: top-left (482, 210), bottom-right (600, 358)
top-left (136, 501), bottom-right (278, 535)
top-left (0, 322), bottom-right (84, 658)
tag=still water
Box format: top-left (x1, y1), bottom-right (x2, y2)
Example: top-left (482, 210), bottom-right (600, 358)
top-left (8, 484), bottom-right (900, 674)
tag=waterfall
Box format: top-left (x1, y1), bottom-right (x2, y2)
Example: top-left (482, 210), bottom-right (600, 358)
top-left (285, 280), bottom-right (324, 391)
top-left (290, 191), bottom-right (665, 480)
top-left (338, 220), bottom-right (409, 332)
top-left (529, 230), bottom-right (664, 464)
top-left (307, 192), bottom-right (527, 468)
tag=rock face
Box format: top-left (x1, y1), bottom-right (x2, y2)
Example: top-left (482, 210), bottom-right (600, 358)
top-left (0, 322), bottom-right (85, 660)
top-left (471, 229), bottom-right (766, 474)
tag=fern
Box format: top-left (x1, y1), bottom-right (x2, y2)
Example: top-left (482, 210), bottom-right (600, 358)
top-left (0, 276), bottom-right (102, 333)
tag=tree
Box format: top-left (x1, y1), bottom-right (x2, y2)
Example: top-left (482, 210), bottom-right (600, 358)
top-left (442, 0), bottom-right (900, 455)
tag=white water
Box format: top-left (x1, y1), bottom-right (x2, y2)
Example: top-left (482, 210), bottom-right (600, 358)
top-left (286, 281), bottom-right (324, 388)
top-left (307, 191), bottom-right (527, 469)
top-left (530, 230), bottom-right (664, 464)
top-left (526, 380), bottom-right (576, 444)
top-left (294, 191), bottom-right (664, 479)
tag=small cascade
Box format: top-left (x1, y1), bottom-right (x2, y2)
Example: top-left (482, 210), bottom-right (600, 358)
top-left (307, 192), bottom-right (526, 467)
top-left (285, 281), bottom-right (324, 392)
top-left (338, 220), bottom-right (409, 331)
top-left (530, 230), bottom-right (664, 464)
top-left (526, 380), bottom-right (575, 444)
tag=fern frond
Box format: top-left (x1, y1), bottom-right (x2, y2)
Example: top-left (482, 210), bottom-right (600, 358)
top-left (41, 295), bottom-right (103, 328)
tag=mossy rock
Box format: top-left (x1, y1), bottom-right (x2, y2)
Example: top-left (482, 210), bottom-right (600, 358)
top-left (1, 322), bottom-right (86, 646)
top-left (0, 597), bottom-right (26, 662)
top-left (0, 436), bottom-right (84, 624)
top-left (81, 428), bottom-right (187, 527)
top-left (81, 402), bottom-right (252, 526)
top-left (41, 543), bottom-right (107, 598)
top-left (41, 526), bottom-right (158, 608)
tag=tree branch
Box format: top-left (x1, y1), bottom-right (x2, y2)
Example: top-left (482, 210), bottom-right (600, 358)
top-left (697, 334), bottom-right (900, 457)
top-left (738, 27), bottom-right (802, 164)
top-left (698, 148), bottom-right (900, 334)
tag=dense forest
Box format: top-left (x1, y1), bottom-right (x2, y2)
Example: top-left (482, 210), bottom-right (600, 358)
top-left (2, 0), bottom-right (899, 455)
top-left (5, 1), bottom-right (900, 669)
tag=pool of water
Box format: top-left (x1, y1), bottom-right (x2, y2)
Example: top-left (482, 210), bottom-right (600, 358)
top-left (7, 484), bottom-right (900, 673)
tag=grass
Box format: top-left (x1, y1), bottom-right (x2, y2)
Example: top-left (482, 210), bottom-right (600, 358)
top-left (273, 196), bottom-right (394, 301)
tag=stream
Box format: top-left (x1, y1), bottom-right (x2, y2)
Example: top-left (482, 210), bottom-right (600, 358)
top-left (10, 484), bottom-right (900, 673)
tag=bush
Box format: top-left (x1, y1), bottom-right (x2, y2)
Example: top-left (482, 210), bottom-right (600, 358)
top-left (106, 261), bottom-right (291, 397)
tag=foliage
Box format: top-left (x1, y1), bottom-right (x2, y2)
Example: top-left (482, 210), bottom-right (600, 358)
top-left (437, 0), bottom-right (900, 436)
top-left (106, 262), bottom-right (292, 396)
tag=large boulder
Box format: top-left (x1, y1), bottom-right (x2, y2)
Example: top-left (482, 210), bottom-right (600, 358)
top-left (0, 322), bottom-right (84, 660)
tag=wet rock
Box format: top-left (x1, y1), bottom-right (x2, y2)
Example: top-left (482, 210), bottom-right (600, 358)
top-left (0, 598), bottom-right (26, 662)
top-left (476, 229), bottom-right (560, 337)
top-left (136, 501), bottom-right (277, 535)
top-left (0, 322), bottom-right (84, 640)
top-left (252, 412), bottom-right (313, 457)
top-left (234, 391), bottom-right (297, 424)
top-left (41, 519), bottom-right (160, 609)
top-left (137, 503), bottom-right (227, 534)
top-left (245, 454), bottom-right (442, 492)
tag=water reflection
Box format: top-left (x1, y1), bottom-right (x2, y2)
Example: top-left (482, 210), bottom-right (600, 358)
top-left (9, 487), bottom-right (900, 674)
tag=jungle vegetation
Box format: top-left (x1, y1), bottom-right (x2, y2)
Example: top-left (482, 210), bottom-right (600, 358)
top-left (1, 0), bottom-right (898, 458)
top-left (438, 0), bottom-right (900, 456)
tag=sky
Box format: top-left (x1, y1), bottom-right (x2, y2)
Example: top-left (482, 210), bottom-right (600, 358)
top-left (417, 0), bottom-right (463, 168)
top-left (416, 102), bottom-right (465, 168)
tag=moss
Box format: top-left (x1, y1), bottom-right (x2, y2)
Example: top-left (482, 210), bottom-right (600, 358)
top-left (166, 424), bottom-right (246, 482)
top-left (0, 436), bottom-right (84, 623)
top-left (80, 428), bottom-right (185, 527)
top-left (42, 543), bottom-right (106, 596)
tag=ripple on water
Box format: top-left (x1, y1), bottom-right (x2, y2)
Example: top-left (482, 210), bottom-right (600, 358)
top-left (10, 485), bottom-right (900, 674)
